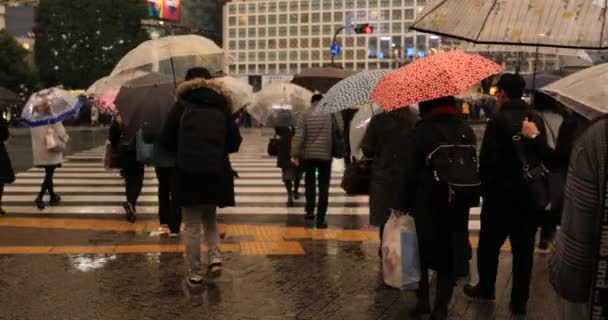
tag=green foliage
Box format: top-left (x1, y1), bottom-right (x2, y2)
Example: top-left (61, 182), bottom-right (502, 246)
top-left (35, 0), bottom-right (148, 89)
top-left (0, 30), bottom-right (36, 93)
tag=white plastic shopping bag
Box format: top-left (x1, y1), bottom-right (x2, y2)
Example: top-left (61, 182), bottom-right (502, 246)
top-left (382, 210), bottom-right (421, 290)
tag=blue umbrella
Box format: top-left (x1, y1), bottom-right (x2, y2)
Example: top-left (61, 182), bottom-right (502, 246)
top-left (20, 88), bottom-right (81, 127)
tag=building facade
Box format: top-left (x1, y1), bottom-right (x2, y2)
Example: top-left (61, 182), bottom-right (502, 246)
top-left (223, 0), bottom-right (438, 76)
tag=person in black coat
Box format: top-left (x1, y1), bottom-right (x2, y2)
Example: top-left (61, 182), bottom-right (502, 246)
top-left (0, 117), bottom-right (15, 215)
top-left (275, 125), bottom-right (302, 207)
top-left (465, 74), bottom-right (551, 317)
top-left (161, 69), bottom-right (242, 286)
top-left (404, 97), bottom-right (476, 320)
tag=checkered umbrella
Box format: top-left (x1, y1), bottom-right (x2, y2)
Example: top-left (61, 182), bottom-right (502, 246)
top-left (317, 70), bottom-right (390, 114)
top-left (372, 51), bottom-right (503, 111)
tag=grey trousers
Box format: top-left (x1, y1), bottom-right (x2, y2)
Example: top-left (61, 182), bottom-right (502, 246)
top-left (558, 297), bottom-right (590, 320)
top-left (183, 205), bottom-right (220, 276)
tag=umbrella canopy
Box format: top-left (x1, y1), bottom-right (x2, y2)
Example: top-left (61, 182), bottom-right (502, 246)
top-left (0, 87), bottom-right (20, 104)
top-left (521, 73), bottom-right (562, 91)
top-left (412, 0), bottom-right (608, 50)
top-left (114, 73), bottom-right (175, 140)
top-left (96, 90), bottom-right (119, 115)
top-left (20, 88), bottom-right (81, 127)
top-left (291, 67), bottom-right (356, 93)
top-left (110, 35), bottom-right (227, 82)
top-left (318, 70), bottom-right (390, 114)
top-left (211, 76), bottom-right (253, 112)
top-left (372, 51), bottom-right (503, 111)
top-left (541, 63), bottom-right (608, 120)
top-left (249, 83), bottom-right (313, 126)
top-left (350, 104), bottom-right (384, 158)
top-left (86, 70), bottom-right (149, 96)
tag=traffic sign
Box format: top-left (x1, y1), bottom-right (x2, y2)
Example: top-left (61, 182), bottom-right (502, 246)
top-left (330, 42), bottom-right (341, 57)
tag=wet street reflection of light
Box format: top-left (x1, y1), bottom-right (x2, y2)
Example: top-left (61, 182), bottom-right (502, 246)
top-left (145, 253), bottom-right (161, 264)
top-left (68, 254), bottom-right (117, 272)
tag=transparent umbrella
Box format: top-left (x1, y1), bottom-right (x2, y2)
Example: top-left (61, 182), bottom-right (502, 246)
top-left (21, 88), bottom-right (81, 127)
top-left (211, 76), bottom-right (253, 112)
top-left (248, 83), bottom-right (312, 126)
top-left (110, 35), bottom-right (228, 84)
top-left (86, 70), bottom-right (149, 96)
top-left (350, 104), bottom-right (384, 158)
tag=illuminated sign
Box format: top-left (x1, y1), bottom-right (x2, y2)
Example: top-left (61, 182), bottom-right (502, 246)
top-left (147, 0), bottom-right (180, 22)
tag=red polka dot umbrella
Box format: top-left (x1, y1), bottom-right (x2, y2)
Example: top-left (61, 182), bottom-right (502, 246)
top-left (371, 51), bottom-right (503, 111)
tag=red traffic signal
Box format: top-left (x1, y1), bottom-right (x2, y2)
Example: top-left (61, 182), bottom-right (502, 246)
top-left (354, 23), bottom-right (374, 34)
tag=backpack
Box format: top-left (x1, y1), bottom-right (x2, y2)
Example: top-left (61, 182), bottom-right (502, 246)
top-left (177, 104), bottom-right (226, 175)
top-left (426, 123), bottom-right (481, 207)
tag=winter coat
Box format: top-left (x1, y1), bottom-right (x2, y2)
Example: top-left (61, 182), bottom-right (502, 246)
top-left (161, 78), bottom-right (242, 208)
top-left (0, 118), bottom-right (14, 184)
top-left (292, 105), bottom-right (343, 161)
top-left (361, 108), bottom-right (419, 227)
top-left (275, 126), bottom-right (294, 169)
top-left (31, 122), bottom-right (68, 167)
top-left (479, 99), bottom-right (551, 214)
top-left (408, 110), bottom-right (475, 279)
top-left (551, 118), bottom-right (606, 303)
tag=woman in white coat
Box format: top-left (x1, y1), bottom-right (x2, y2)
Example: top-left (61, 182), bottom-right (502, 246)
top-left (30, 103), bottom-right (69, 209)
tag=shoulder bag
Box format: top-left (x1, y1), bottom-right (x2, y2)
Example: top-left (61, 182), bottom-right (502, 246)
top-left (512, 134), bottom-right (551, 211)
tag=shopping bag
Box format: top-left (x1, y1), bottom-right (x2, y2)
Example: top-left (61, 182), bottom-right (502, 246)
top-left (103, 141), bottom-right (121, 170)
top-left (267, 137), bottom-right (278, 156)
top-left (382, 210), bottom-right (421, 290)
top-left (45, 127), bottom-right (66, 153)
top-left (340, 159), bottom-right (371, 195)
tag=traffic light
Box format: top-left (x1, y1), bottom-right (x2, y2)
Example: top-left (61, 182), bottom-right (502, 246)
top-left (354, 23), bottom-right (374, 34)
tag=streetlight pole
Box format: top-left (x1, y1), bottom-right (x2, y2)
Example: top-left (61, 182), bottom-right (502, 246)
top-left (330, 25), bottom-right (346, 66)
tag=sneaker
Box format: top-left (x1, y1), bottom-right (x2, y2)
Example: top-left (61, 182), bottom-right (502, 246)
top-left (169, 232), bottom-right (180, 238)
top-left (464, 285), bottom-right (495, 303)
top-left (49, 194), bottom-right (61, 205)
top-left (122, 202), bottom-right (136, 224)
top-left (34, 197), bottom-right (45, 210)
top-left (186, 274), bottom-right (203, 286)
top-left (304, 212), bottom-right (315, 220)
top-left (315, 220), bottom-right (328, 229)
top-left (207, 250), bottom-right (222, 278)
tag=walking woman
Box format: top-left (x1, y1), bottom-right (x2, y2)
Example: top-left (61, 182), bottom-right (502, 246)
top-left (31, 103), bottom-right (69, 210)
top-left (0, 117), bottom-right (15, 214)
top-left (275, 125), bottom-right (301, 207)
top-left (109, 113), bottom-right (143, 223)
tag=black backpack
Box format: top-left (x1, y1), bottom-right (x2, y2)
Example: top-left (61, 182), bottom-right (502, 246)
top-left (177, 104), bottom-right (226, 175)
top-left (426, 123), bottom-right (481, 207)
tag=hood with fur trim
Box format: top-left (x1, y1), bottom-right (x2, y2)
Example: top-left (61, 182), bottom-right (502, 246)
top-left (175, 78), bottom-right (233, 111)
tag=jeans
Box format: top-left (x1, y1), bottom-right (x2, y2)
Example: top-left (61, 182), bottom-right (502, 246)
top-left (303, 159), bottom-right (332, 219)
top-left (155, 167), bottom-right (181, 233)
top-left (122, 152), bottom-right (144, 207)
top-left (183, 205), bottom-right (220, 277)
top-left (38, 165), bottom-right (57, 199)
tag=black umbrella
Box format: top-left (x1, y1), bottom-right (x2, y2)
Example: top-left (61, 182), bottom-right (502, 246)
top-left (114, 73), bottom-right (175, 140)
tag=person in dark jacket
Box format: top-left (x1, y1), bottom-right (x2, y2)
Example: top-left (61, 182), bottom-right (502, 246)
top-left (161, 68), bottom-right (242, 286)
top-left (109, 113), bottom-right (142, 223)
top-left (465, 74), bottom-right (551, 318)
top-left (361, 107), bottom-right (418, 250)
top-left (275, 125), bottom-right (302, 207)
top-left (404, 97), bottom-right (475, 320)
top-left (0, 117), bottom-right (15, 215)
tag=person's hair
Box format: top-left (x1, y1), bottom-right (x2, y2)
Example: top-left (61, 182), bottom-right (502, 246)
top-left (418, 96), bottom-right (456, 115)
top-left (311, 93), bottom-right (323, 103)
top-left (496, 73), bottom-right (526, 100)
top-left (185, 67), bottom-right (212, 81)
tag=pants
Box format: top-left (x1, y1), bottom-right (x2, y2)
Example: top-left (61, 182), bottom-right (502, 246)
top-left (38, 166), bottom-right (57, 198)
top-left (418, 268), bottom-right (454, 316)
top-left (558, 297), bottom-right (590, 320)
top-left (0, 184), bottom-right (4, 206)
top-left (476, 211), bottom-right (537, 306)
top-left (155, 167), bottom-right (181, 233)
top-left (122, 152), bottom-right (144, 207)
top-left (183, 205), bottom-right (220, 276)
top-left (303, 159), bottom-right (332, 219)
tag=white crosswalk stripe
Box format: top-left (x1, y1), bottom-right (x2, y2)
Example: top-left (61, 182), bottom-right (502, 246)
top-left (3, 131), bottom-right (482, 231)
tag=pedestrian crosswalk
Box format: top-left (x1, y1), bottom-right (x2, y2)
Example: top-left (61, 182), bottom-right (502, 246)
top-left (2, 130), bottom-right (482, 231)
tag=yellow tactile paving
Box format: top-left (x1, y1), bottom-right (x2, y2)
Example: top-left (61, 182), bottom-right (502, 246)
top-left (49, 245), bottom-right (117, 254)
top-left (0, 246), bottom-right (53, 254)
top-left (114, 244), bottom-right (180, 253)
top-left (240, 241), bottom-right (305, 255)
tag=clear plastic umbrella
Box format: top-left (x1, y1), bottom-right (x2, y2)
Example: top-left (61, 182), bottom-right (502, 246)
top-left (349, 104), bottom-right (384, 158)
top-left (318, 70), bottom-right (390, 114)
top-left (86, 70), bottom-right (149, 96)
top-left (249, 83), bottom-right (312, 126)
top-left (211, 76), bottom-right (253, 112)
top-left (20, 88), bottom-right (81, 127)
top-left (110, 35), bottom-right (227, 83)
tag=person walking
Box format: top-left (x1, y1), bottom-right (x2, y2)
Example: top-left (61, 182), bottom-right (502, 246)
top-left (361, 106), bottom-right (418, 251)
top-left (464, 74), bottom-right (551, 318)
top-left (275, 125), bottom-right (301, 207)
top-left (109, 113), bottom-right (143, 223)
top-left (31, 103), bottom-right (69, 210)
top-left (291, 94), bottom-right (342, 229)
top-left (399, 97), bottom-right (477, 320)
top-left (0, 117), bottom-right (15, 215)
top-left (550, 116), bottom-right (608, 320)
top-left (162, 67), bottom-right (242, 286)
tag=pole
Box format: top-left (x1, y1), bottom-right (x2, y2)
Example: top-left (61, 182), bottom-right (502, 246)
top-left (331, 26), bottom-right (346, 66)
top-left (532, 46), bottom-right (539, 90)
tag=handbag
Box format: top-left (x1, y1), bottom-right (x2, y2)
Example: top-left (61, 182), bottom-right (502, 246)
top-left (513, 135), bottom-right (551, 211)
top-left (267, 137), bottom-right (278, 156)
top-left (136, 128), bottom-right (154, 165)
top-left (103, 141), bottom-right (121, 169)
top-left (340, 158), bottom-right (372, 195)
top-left (331, 114), bottom-right (346, 159)
top-left (45, 127), bottom-right (66, 153)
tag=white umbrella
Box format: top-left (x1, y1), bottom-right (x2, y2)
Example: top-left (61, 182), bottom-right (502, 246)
top-left (456, 44), bottom-right (593, 62)
top-left (413, 0), bottom-right (608, 50)
top-left (211, 76), bottom-right (253, 112)
top-left (21, 88), bottom-right (81, 127)
top-left (110, 35), bottom-right (228, 82)
top-left (249, 83), bottom-right (312, 126)
top-left (350, 104), bottom-right (384, 159)
top-left (541, 63), bottom-right (608, 120)
top-left (86, 70), bottom-right (149, 96)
